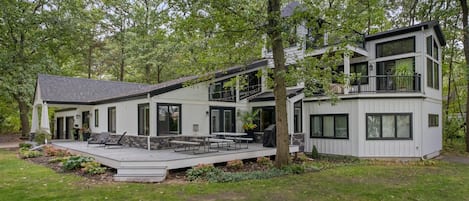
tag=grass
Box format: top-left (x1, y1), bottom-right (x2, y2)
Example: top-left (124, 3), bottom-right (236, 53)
top-left (1, 150), bottom-right (469, 201)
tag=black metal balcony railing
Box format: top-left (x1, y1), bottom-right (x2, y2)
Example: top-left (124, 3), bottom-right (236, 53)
top-left (209, 84), bottom-right (262, 102)
top-left (239, 84), bottom-right (261, 100)
top-left (349, 74), bottom-right (421, 93)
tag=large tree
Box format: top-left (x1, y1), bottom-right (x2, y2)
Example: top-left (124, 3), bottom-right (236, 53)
top-left (459, 0), bottom-right (469, 152)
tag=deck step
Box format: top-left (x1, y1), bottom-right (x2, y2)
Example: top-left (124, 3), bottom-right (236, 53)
top-left (114, 174), bottom-right (166, 182)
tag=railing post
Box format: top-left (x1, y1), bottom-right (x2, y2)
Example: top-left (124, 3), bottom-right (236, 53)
top-left (358, 79), bottom-right (361, 93)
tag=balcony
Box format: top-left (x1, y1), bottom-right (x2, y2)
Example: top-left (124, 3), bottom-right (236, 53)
top-left (311, 74), bottom-right (422, 96)
top-left (209, 84), bottom-right (262, 102)
top-left (349, 74), bottom-right (421, 94)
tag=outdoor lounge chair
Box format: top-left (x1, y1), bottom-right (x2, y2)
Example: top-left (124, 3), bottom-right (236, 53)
top-left (104, 131), bottom-right (127, 148)
top-left (87, 132), bottom-right (110, 146)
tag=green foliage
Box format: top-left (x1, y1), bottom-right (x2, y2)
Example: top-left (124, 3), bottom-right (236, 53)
top-left (19, 148), bottom-right (42, 159)
top-left (186, 164), bottom-right (222, 182)
top-left (81, 161), bottom-right (107, 175)
top-left (48, 157), bottom-right (70, 164)
top-left (256, 157), bottom-right (273, 168)
top-left (294, 152), bottom-right (311, 163)
top-left (311, 145), bottom-right (319, 159)
top-left (62, 156), bottom-right (93, 171)
top-left (226, 160), bottom-right (244, 171)
top-left (19, 143), bottom-right (32, 149)
top-left (237, 109), bottom-right (260, 130)
top-left (34, 130), bottom-right (51, 145)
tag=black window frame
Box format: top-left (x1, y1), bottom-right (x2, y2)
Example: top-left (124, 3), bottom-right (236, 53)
top-left (94, 109), bottom-right (99, 127)
top-left (209, 106), bottom-right (236, 134)
top-left (294, 101), bottom-right (302, 133)
top-left (366, 113), bottom-right (413, 140)
top-left (107, 107), bottom-right (116, 133)
top-left (157, 103), bottom-right (182, 136)
top-left (310, 114), bottom-right (349, 139)
top-left (208, 78), bottom-right (236, 102)
top-left (138, 103), bottom-right (150, 136)
top-left (429, 114), bottom-right (439, 127)
top-left (376, 36), bottom-right (415, 58)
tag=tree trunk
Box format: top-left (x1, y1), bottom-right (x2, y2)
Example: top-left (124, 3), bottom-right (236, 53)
top-left (459, 0), bottom-right (469, 152)
top-left (15, 95), bottom-right (30, 137)
top-left (120, 45), bottom-right (125, 81)
top-left (88, 45), bottom-right (93, 79)
top-left (267, 0), bottom-right (290, 167)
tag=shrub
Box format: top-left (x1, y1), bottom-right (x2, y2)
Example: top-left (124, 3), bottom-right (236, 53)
top-left (256, 157), bottom-right (273, 168)
top-left (81, 161), bottom-right (107, 175)
top-left (281, 164), bottom-right (305, 174)
top-left (43, 145), bottom-right (69, 157)
top-left (34, 129), bottom-right (51, 145)
top-left (19, 143), bottom-right (32, 149)
top-left (311, 145), bottom-right (319, 159)
top-left (226, 160), bottom-right (244, 171)
top-left (19, 148), bottom-right (42, 159)
top-left (294, 152), bottom-right (311, 163)
top-left (62, 156), bottom-right (93, 170)
top-left (186, 164), bottom-right (223, 182)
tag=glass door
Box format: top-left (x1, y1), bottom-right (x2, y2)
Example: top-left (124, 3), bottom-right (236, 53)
top-left (210, 107), bottom-right (235, 133)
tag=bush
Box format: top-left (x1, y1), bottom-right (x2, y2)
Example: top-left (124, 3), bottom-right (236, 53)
top-left (43, 145), bottom-right (69, 157)
top-left (34, 129), bottom-right (51, 145)
top-left (256, 157), bottom-right (273, 168)
top-left (281, 164), bottom-right (305, 174)
top-left (186, 164), bottom-right (223, 182)
top-left (62, 156), bottom-right (93, 170)
top-left (226, 160), bottom-right (244, 170)
top-left (294, 152), bottom-right (311, 163)
top-left (311, 145), bottom-right (319, 159)
top-left (19, 143), bottom-right (32, 149)
top-left (19, 147), bottom-right (42, 159)
top-left (81, 161), bottom-right (107, 175)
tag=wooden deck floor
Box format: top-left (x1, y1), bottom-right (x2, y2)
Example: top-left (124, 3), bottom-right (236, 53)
top-left (52, 141), bottom-right (299, 182)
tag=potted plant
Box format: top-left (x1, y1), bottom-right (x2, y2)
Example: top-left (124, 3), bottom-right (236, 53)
top-left (238, 109), bottom-right (260, 142)
top-left (81, 123), bottom-right (91, 141)
top-left (393, 60), bottom-right (414, 91)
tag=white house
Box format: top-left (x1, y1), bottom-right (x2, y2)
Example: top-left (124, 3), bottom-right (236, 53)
top-left (31, 14), bottom-right (444, 158)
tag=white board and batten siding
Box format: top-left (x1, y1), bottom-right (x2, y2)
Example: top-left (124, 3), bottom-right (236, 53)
top-left (421, 99), bottom-right (443, 157)
top-left (304, 98), bottom-right (439, 158)
top-left (304, 100), bottom-right (359, 156)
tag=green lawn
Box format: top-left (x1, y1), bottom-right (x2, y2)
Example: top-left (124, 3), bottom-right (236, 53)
top-left (1, 150), bottom-right (469, 201)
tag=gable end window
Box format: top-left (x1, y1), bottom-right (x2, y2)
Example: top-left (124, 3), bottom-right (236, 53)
top-left (310, 114), bottom-right (348, 139)
top-left (426, 36), bottom-right (440, 90)
top-left (429, 114), bottom-right (439, 127)
top-left (376, 37), bottom-right (415, 58)
top-left (366, 113), bottom-right (412, 140)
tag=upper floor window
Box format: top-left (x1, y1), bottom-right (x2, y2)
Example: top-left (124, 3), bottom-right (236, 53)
top-left (426, 36), bottom-right (439, 60)
top-left (350, 62), bottom-right (369, 85)
top-left (239, 71), bottom-right (261, 100)
top-left (426, 36), bottom-right (440, 90)
top-left (209, 79), bottom-right (235, 102)
top-left (376, 37), bottom-right (415, 58)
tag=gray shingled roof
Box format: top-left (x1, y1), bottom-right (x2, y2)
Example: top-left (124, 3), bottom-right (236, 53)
top-left (38, 74), bottom-right (152, 104)
top-left (37, 59), bottom-right (268, 104)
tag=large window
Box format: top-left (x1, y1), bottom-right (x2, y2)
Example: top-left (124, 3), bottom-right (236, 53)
top-left (376, 57), bottom-right (415, 91)
top-left (310, 114), bottom-right (348, 139)
top-left (239, 70), bottom-right (261, 100)
top-left (366, 113), bottom-right (412, 140)
top-left (138, 103), bottom-right (150, 136)
top-left (157, 103), bottom-right (181, 135)
top-left (376, 37), bottom-right (415, 58)
top-left (350, 62), bottom-right (368, 85)
top-left (209, 79), bottom-right (235, 102)
top-left (253, 106), bottom-right (275, 132)
top-left (107, 107), bottom-right (116, 133)
top-left (429, 114), bottom-right (439, 127)
top-left (426, 36), bottom-right (440, 89)
top-left (94, 109), bottom-right (99, 127)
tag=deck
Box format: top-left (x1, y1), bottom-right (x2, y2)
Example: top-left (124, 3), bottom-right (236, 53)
top-left (52, 141), bottom-right (299, 182)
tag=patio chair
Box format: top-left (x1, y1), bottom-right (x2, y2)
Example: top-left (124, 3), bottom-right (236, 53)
top-left (104, 131), bottom-right (127, 148)
top-left (87, 132), bottom-right (110, 147)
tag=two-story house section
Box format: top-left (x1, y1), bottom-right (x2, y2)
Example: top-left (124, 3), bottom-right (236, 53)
top-left (261, 3), bottom-right (445, 158)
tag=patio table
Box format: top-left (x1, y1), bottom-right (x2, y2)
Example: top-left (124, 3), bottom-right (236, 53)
top-left (211, 132), bottom-right (250, 150)
top-left (180, 134), bottom-right (218, 154)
